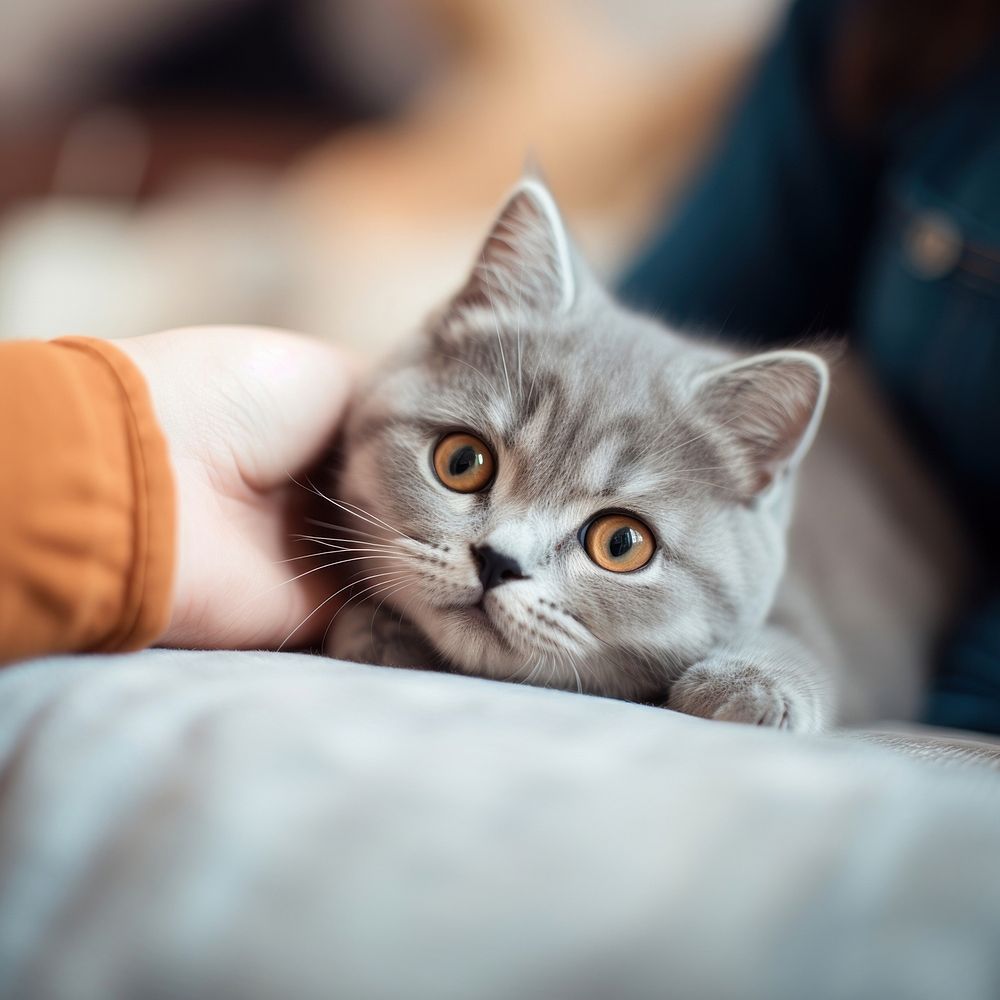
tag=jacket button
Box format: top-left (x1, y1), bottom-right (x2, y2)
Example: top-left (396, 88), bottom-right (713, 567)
top-left (904, 211), bottom-right (963, 280)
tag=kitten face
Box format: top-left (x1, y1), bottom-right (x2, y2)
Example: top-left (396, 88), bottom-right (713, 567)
top-left (332, 179), bottom-right (826, 701)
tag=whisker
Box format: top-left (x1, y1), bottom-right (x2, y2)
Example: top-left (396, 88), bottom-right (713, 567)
top-left (515, 258), bottom-right (524, 403)
top-left (525, 325), bottom-right (556, 409)
top-left (661, 465), bottom-right (735, 476)
top-left (276, 549), bottom-right (356, 565)
top-left (656, 412), bottom-right (745, 462)
top-left (368, 579), bottom-right (417, 653)
top-left (294, 533), bottom-right (405, 553)
top-left (667, 478), bottom-right (742, 494)
top-left (504, 653), bottom-right (528, 684)
top-left (239, 554), bottom-right (413, 620)
top-left (291, 474), bottom-right (415, 542)
top-left (434, 352), bottom-right (498, 395)
top-left (524, 655), bottom-right (544, 686)
top-left (278, 569), bottom-right (414, 652)
top-left (392, 587), bottom-right (423, 640)
top-left (303, 520), bottom-right (399, 544)
top-left (480, 253), bottom-right (514, 407)
top-left (318, 573), bottom-right (415, 650)
top-left (308, 483), bottom-right (416, 542)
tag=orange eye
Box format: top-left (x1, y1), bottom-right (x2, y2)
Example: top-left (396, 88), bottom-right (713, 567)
top-left (583, 513), bottom-right (655, 572)
top-left (432, 432), bottom-right (495, 493)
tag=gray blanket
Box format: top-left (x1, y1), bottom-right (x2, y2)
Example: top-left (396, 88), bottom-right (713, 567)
top-left (0, 650), bottom-right (998, 1000)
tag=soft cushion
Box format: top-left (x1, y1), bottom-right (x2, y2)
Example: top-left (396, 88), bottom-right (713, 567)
top-left (0, 650), bottom-right (998, 999)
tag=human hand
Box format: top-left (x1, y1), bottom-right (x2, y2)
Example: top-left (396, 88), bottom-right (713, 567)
top-left (116, 326), bottom-right (355, 649)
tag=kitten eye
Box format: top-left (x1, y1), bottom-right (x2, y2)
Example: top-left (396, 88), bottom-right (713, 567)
top-left (432, 432), bottom-right (495, 493)
top-left (582, 513), bottom-right (655, 572)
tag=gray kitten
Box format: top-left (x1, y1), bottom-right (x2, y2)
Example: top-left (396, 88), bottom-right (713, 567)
top-left (323, 178), bottom-right (966, 732)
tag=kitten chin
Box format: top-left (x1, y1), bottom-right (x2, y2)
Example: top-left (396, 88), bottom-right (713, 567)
top-left (323, 175), bottom-right (839, 730)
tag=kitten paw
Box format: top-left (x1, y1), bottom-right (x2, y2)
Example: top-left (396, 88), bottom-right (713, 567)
top-left (668, 662), bottom-right (797, 730)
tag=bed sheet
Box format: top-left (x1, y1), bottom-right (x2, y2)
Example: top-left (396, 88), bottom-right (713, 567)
top-left (0, 649), bottom-right (998, 1000)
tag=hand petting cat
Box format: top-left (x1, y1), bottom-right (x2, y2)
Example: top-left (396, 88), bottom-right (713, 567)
top-left (117, 327), bottom-right (356, 650)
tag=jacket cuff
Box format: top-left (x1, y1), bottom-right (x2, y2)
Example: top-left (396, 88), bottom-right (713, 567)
top-left (54, 337), bottom-right (176, 652)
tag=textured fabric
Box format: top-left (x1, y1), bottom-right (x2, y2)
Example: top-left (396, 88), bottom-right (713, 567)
top-left (0, 650), bottom-right (998, 1000)
top-left (619, 0), bottom-right (1000, 733)
top-left (0, 337), bottom-right (175, 663)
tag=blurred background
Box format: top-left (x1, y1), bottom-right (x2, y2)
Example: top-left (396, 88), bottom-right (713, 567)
top-left (0, 0), bottom-right (783, 355)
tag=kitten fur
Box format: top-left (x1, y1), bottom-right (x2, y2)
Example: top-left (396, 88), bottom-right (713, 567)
top-left (324, 178), bottom-right (967, 732)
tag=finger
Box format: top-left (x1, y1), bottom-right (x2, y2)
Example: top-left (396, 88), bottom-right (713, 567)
top-left (228, 328), bottom-right (359, 489)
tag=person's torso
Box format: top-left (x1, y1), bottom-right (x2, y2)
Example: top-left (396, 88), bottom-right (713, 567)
top-left (856, 53), bottom-right (1000, 555)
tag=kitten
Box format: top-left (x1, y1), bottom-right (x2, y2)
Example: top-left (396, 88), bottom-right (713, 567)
top-left (323, 177), bottom-right (966, 732)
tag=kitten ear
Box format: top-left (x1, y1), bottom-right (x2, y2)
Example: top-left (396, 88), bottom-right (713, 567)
top-left (697, 350), bottom-right (829, 498)
top-left (452, 177), bottom-right (576, 317)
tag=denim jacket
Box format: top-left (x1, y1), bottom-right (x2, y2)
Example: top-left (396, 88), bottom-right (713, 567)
top-left (620, 0), bottom-right (1000, 732)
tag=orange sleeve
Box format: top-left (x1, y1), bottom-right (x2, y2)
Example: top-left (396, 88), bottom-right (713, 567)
top-left (0, 337), bottom-right (175, 665)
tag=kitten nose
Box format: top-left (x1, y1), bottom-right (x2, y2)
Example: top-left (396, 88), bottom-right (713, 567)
top-left (472, 544), bottom-right (526, 592)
